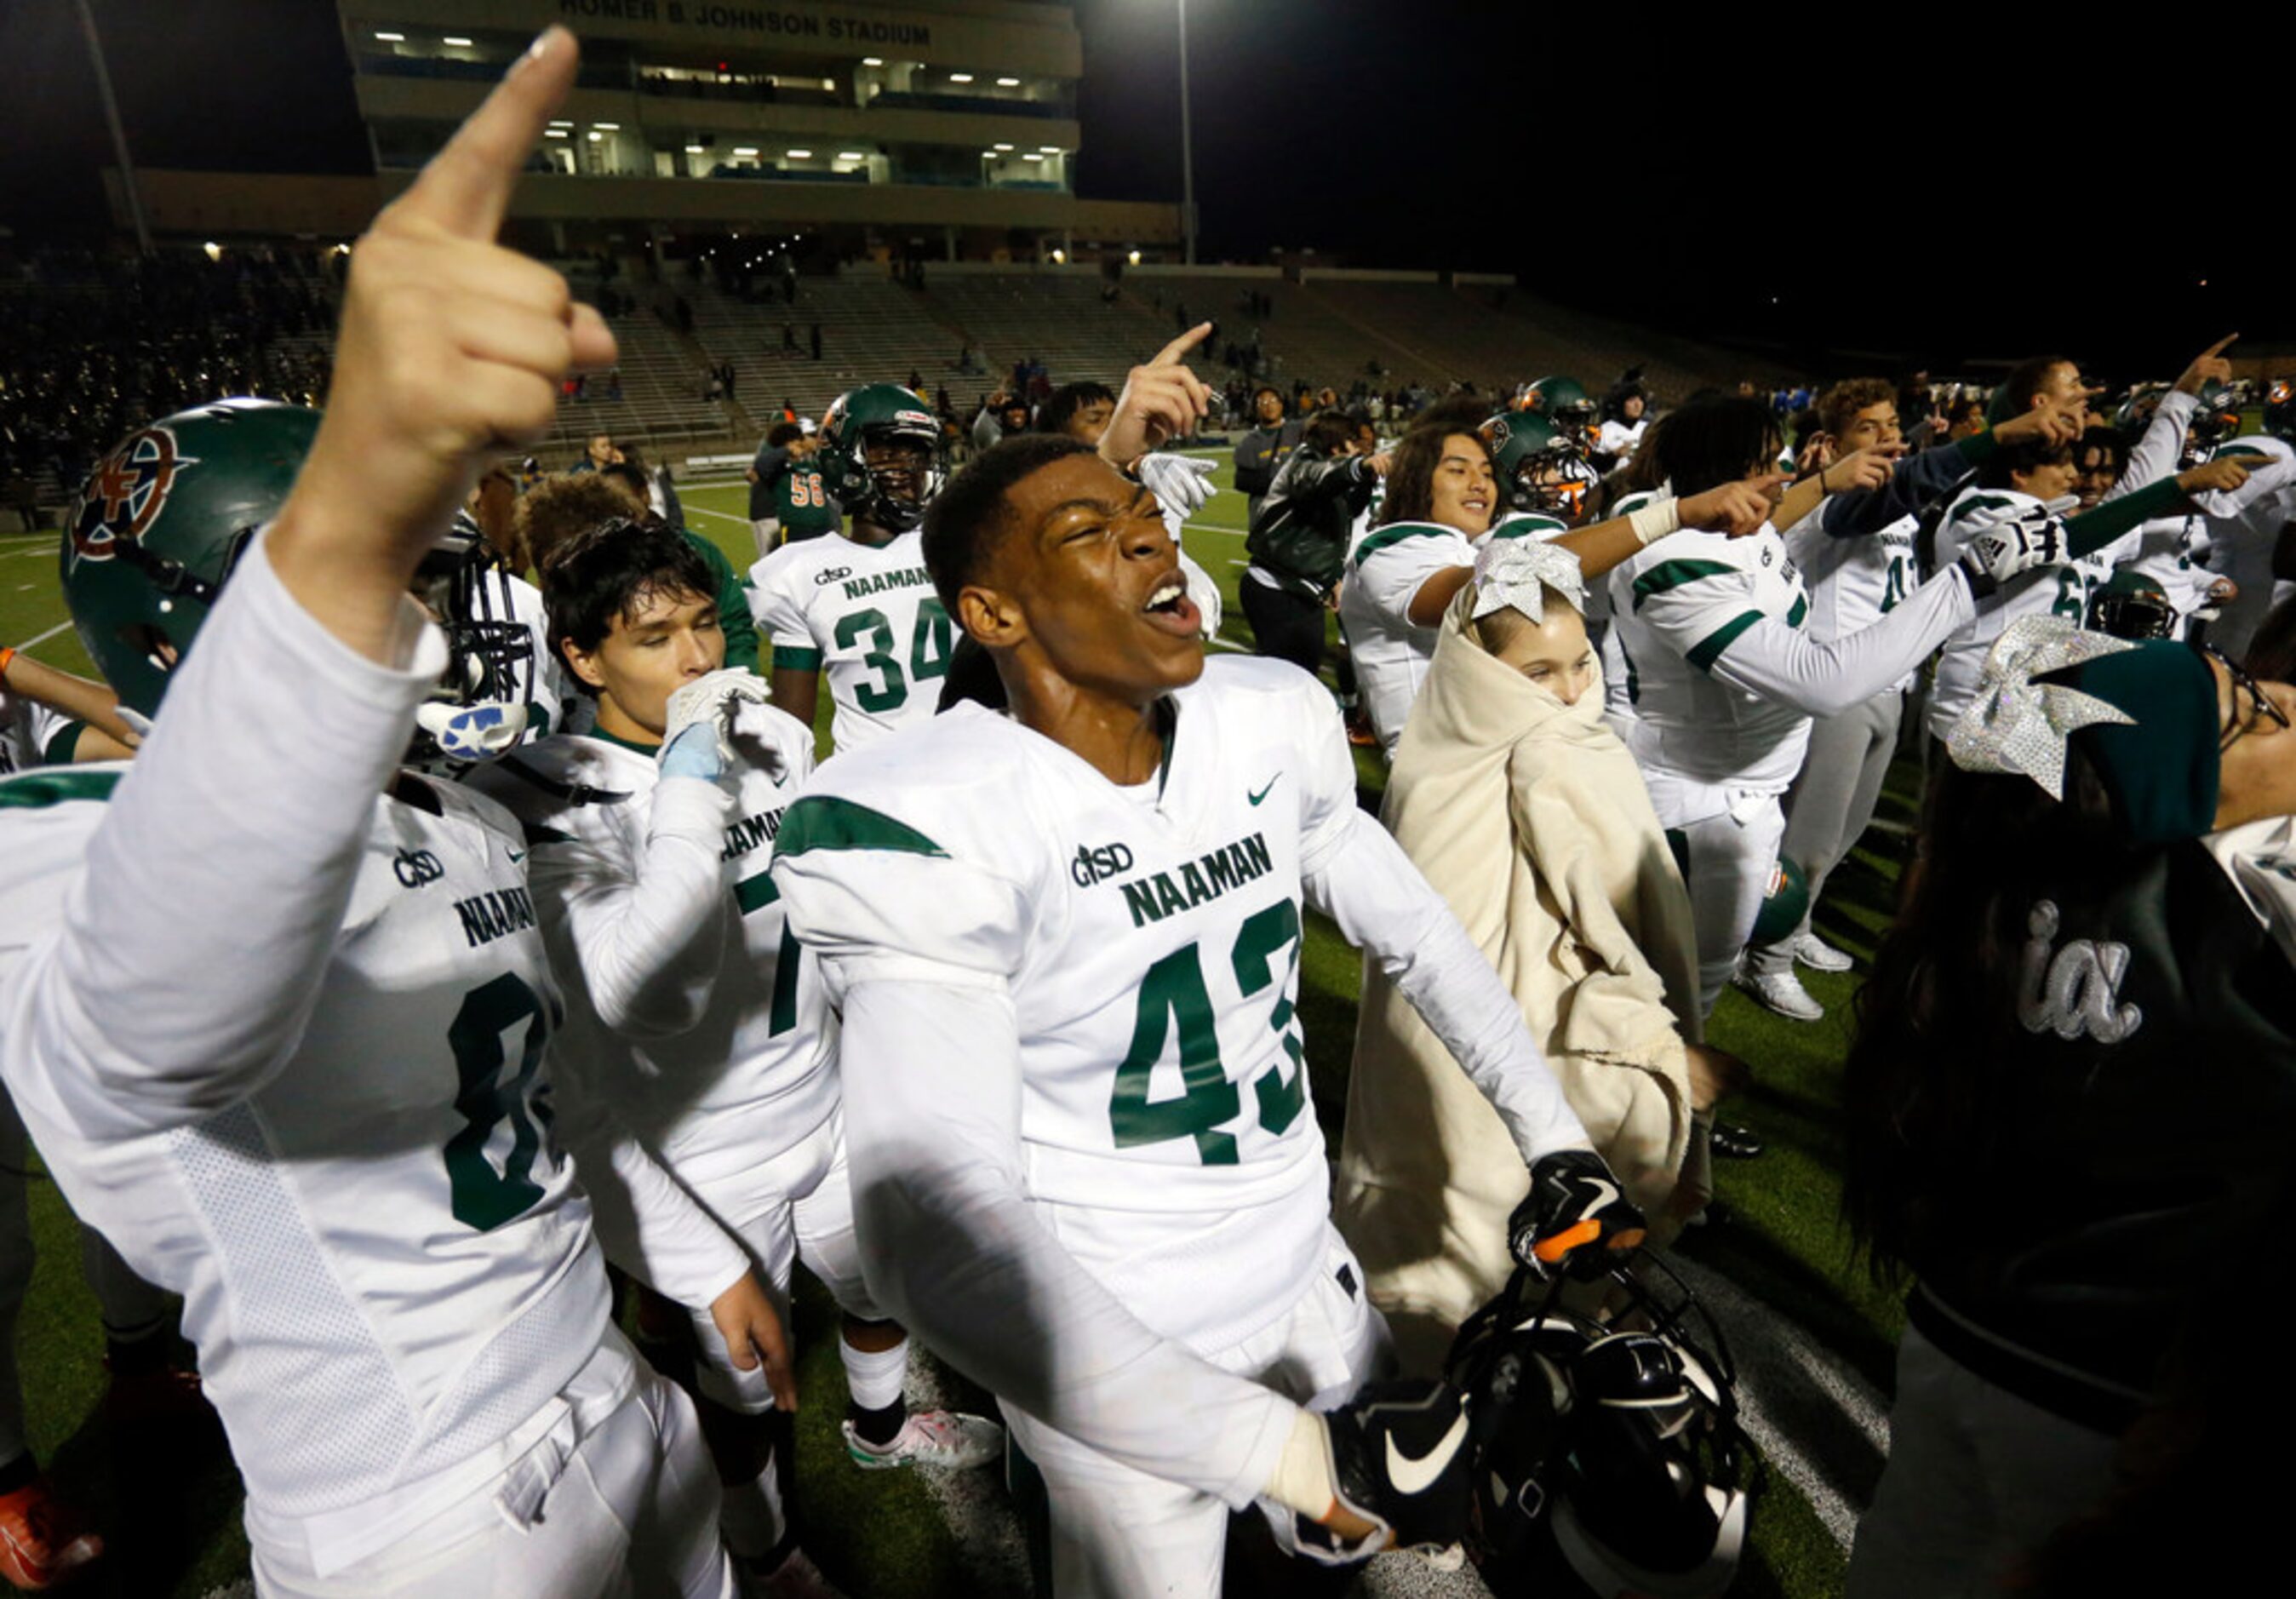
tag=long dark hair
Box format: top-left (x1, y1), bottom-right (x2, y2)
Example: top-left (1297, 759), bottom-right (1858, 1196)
top-left (1379, 423), bottom-right (1494, 529)
top-left (1646, 394), bottom-right (1780, 496)
top-left (1841, 751), bottom-right (2137, 1283)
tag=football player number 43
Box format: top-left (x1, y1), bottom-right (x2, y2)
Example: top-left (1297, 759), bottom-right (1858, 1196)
top-left (1112, 899), bottom-right (1308, 1166)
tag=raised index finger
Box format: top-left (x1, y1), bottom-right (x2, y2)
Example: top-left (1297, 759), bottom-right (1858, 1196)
top-left (1149, 321), bottom-right (1216, 368)
top-left (2200, 332), bottom-right (2242, 360)
top-left (394, 27), bottom-right (578, 239)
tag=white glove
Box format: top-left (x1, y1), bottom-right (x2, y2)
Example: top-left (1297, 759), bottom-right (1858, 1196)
top-left (1137, 452), bottom-right (1218, 519)
top-left (1956, 507), bottom-right (2067, 599)
top-left (1179, 552), bottom-right (1223, 643)
top-left (662, 668), bottom-right (774, 777)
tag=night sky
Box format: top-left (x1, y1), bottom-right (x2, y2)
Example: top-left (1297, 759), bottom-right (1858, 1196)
top-left (2, 0), bottom-right (2280, 377)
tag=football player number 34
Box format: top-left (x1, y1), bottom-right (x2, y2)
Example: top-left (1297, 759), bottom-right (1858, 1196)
top-left (1111, 899), bottom-right (1308, 1165)
top-left (835, 599), bottom-right (952, 714)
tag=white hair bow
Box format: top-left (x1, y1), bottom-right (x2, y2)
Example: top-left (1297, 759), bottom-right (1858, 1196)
top-left (1470, 535), bottom-right (1587, 624)
top-left (1945, 616), bottom-right (2136, 798)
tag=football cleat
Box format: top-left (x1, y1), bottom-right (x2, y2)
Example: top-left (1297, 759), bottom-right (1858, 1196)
top-left (841, 1407), bottom-right (1002, 1472)
top-left (0, 1479), bottom-right (100, 1591)
top-left (1508, 1149), bottom-right (1648, 1280)
top-left (1296, 1380), bottom-right (1474, 1566)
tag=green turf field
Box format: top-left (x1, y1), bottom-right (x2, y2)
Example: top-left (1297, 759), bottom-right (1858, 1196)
top-left (3, 456), bottom-right (1892, 1597)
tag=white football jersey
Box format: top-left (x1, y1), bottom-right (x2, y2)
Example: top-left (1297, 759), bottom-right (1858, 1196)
top-left (2196, 436), bottom-right (2296, 656)
top-left (1606, 521), bottom-right (1813, 792)
top-left (469, 720), bottom-right (836, 1201)
top-left (771, 656), bottom-right (1355, 1352)
top-left (747, 530), bottom-right (951, 754)
top-left (1788, 506), bottom-right (1919, 690)
top-left (1927, 484), bottom-right (2126, 738)
top-left (0, 691), bottom-right (73, 777)
top-left (0, 767), bottom-right (604, 1526)
top-left (2123, 512), bottom-right (2220, 622)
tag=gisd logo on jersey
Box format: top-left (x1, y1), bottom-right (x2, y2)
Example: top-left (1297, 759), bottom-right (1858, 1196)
top-left (70, 427), bottom-right (194, 570)
top-left (1070, 840), bottom-right (1135, 887)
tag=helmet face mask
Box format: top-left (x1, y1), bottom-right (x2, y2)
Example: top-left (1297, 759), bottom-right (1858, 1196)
top-left (1484, 412), bottom-right (1597, 521)
top-left (819, 383), bottom-right (943, 534)
top-left (2086, 574), bottom-right (2179, 642)
top-left (405, 516), bottom-right (535, 768)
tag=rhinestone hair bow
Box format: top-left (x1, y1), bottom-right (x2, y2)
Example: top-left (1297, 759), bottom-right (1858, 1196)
top-left (1945, 616), bottom-right (2137, 798)
top-left (1470, 534), bottom-right (1588, 624)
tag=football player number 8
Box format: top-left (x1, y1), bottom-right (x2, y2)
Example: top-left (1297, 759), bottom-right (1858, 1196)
top-left (1110, 899), bottom-right (1309, 1166)
top-left (834, 599), bottom-right (953, 713)
top-left (444, 973), bottom-right (558, 1232)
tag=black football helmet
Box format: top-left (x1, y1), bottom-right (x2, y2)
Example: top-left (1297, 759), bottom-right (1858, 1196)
top-left (1446, 1254), bottom-right (1758, 1598)
top-left (2085, 569), bottom-right (2179, 642)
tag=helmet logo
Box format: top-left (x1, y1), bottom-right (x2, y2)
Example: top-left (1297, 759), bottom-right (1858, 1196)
top-left (71, 427), bottom-right (194, 569)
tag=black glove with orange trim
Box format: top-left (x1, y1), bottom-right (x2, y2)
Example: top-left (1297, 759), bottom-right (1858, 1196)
top-left (1507, 1149), bottom-right (1647, 1281)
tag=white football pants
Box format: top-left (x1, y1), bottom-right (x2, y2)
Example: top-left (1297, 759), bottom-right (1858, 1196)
top-left (1006, 1226), bottom-right (1389, 1599)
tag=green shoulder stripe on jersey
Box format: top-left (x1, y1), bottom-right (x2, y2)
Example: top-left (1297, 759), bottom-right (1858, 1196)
top-left (1950, 493), bottom-right (2019, 524)
top-left (1686, 610), bottom-right (1764, 672)
top-left (1488, 513), bottom-right (1568, 541)
top-left (776, 795), bottom-right (947, 861)
top-left (523, 822), bottom-right (576, 848)
top-left (1350, 523), bottom-right (1456, 570)
top-left (774, 645), bottom-right (825, 673)
top-left (1614, 491), bottom-right (1660, 517)
top-left (735, 869), bottom-right (780, 915)
top-left (1631, 559), bottom-right (1737, 611)
top-left (0, 770), bottom-right (122, 810)
top-left (2215, 444), bottom-right (2270, 461)
top-left (1785, 593), bottom-right (1808, 629)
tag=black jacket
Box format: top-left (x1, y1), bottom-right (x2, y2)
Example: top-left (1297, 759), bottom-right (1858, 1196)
top-left (1905, 841), bottom-right (2296, 1434)
top-left (1245, 446), bottom-right (1378, 600)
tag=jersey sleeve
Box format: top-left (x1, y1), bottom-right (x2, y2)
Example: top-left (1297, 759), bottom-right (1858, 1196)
top-left (2197, 440), bottom-right (2296, 519)
top-left (1350, 529), bottom-right (1467, 630)
top-left (0, 531), bottom-right (447, 1142)
top-left (1705, 567), bottom-right (1974, 717)
top-left (747, 549), bottom-right (822, 672)
top-left (1288, 673), bottom-right (1367, 878)
top-left (1626, 550), bottom-right (1774, 673)
top-left (770, 777), bottom-right (1032, 991)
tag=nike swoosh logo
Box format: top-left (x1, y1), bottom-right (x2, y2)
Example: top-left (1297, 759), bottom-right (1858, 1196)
top-left (1385, 1411), bottom-right (1468, 1496)
top-left (1248, 777), bottom-right (1278, 806)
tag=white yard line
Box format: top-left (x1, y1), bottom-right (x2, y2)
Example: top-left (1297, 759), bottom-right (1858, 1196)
top-left (19, 620), bottom-right (73, 650)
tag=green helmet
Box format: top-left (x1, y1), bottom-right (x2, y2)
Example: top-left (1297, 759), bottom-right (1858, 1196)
top-left (2112, 383), bottom-right (2168, 441)
top-left (817, 383), bottom-right (942, 533)
top-left (63, 399), bottom-right (321, 717)
top-left (1747, 855), bottom-right (1812, 947)
top-left (2265, 378), bottom-right (2296, 442)
top-left (1480, 411), bottom-right (1599, 520)
top-left (2189, 381), bottom-right (2243, 454)
top-left (1527, 375), bottom-right (1595, 422)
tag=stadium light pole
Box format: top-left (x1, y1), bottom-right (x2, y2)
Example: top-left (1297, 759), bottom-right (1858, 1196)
top-left (1177, 0), bottom-right (1197, 265)
top-left (76, 0), bottom-right (150, 255)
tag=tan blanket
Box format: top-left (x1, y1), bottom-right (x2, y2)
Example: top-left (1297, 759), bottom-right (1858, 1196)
top-left (1334, 585), bottom-right (1704, 1362)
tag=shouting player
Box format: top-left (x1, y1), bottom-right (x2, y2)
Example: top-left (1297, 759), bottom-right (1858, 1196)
top-left (0, 34), bottom-right (733, 1596)
top-left (768, 331), bottom-right (1648, 1593)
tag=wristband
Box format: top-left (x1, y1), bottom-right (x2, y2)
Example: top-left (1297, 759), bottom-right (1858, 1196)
top-left (1627, 498), bottom-right (1681, 547)
top-left (0, 646), bottom-right (14, 682)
